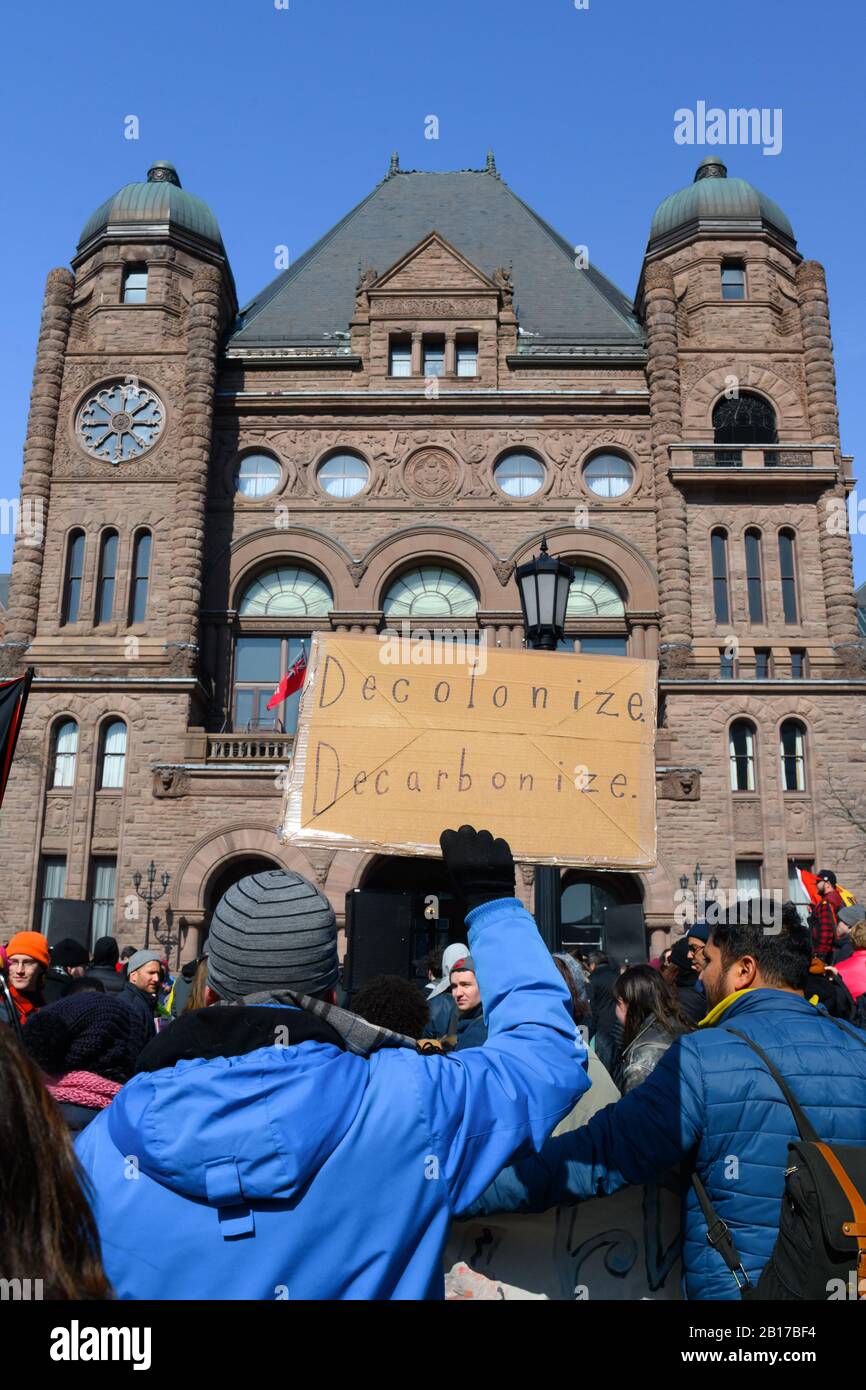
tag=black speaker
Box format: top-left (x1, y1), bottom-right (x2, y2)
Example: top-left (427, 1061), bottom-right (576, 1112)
top-left (46, 899), bottom-right (92, 950)
top-left (344, 890), bottom-right (415, 995)
top-left (604, 904), bottom-right (647, 968)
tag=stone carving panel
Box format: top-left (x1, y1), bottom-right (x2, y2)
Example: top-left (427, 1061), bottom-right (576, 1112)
top-left (784, 798), bottom-right (813, 845)
top-left (402, 448), bottom-right (462, 501)
top-left (94, 794), bottom-right (122, 838)
top-left (731, 797), bottom-right (763, 842)
top-left (657, 769), bottom-right (701, 801)
top-left (44, 794), bottom-right (71, 834)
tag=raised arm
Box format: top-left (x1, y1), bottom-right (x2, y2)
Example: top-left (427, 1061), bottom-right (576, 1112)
top-left (413, 826), bottom-right (590, 1212)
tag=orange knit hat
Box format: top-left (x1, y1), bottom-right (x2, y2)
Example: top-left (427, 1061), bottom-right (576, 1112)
top-left (5, 932), bottom-right (51, 968)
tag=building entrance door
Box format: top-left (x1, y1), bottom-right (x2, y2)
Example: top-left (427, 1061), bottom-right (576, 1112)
top-left (351, 856), bottom-right (464, 985)
top-left (560, 871), bottom-right (644, 955)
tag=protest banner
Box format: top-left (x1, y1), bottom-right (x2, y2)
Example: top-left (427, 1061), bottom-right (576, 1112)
top-left (280, 633), bottom-right (657, 867)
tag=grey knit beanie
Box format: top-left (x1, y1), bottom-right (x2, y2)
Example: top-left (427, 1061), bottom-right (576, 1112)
top-left (207, 869), bottom-right (338, 1001)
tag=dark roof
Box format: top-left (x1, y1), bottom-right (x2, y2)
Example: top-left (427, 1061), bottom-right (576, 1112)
top-left (78, 162), bottom-right (224, 256)
top-left (229, 167), bottom-right (643, 349)
top-left (649, 157), bottom-right (795, 253)
top-left (0, 574), bottom-right (9, 609)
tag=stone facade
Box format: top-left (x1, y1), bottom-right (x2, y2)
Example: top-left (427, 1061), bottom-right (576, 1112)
top-left (2, 159), bottom-right (864, 964)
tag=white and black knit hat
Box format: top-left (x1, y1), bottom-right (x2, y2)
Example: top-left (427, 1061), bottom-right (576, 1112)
top-left (207, 869), bottom-right (338, 1001)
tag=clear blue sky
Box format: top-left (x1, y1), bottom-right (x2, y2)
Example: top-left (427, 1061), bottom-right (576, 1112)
top-left (2, 0), bottom-right (864, 578)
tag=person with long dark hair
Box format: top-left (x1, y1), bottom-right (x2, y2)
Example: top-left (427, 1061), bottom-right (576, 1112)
top-left (614, 965), bottom-right (694, 1092)
top-left (0, 1027), bottom-right (111, 1298)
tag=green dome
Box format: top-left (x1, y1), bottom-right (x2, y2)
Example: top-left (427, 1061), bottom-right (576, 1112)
top-left (649, 157), bottom-right (795, 248)
top-left (77, 161), bottom-right (223, 251)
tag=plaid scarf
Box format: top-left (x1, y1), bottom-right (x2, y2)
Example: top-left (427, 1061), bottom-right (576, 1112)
top-left (237, 990), bottom-right (447, 1058)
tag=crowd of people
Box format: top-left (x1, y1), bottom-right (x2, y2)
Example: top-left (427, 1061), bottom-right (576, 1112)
top-left (1, 838), bottom-right (865, 1301)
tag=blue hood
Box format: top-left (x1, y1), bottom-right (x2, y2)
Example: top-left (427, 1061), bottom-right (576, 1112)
top-left (108, 1040), bottom-right (369, 1203)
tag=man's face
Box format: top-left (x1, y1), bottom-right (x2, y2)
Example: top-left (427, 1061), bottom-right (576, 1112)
top-left (451, 970), bottom-right (481, 1013)
top-left (699, 936), bottom-right (756, 1009)
top-left (687, 936), bottom-right (706, 971)
top-left (8, 955), bottom-right (43, 993)
top-left (817, 877), bottom-right (832, 897)
top-left (130, 960), bottom-right (162, 995)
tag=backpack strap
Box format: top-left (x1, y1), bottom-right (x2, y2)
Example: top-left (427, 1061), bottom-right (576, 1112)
top-left (689, 1172), bottom-right (752, 1292)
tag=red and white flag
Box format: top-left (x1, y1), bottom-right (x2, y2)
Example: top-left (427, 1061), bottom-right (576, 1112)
top-left (266, 652), bottom-right (307, 711)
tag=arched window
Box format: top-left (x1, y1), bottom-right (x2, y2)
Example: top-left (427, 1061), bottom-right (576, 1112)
top-left (95, 530), bottom-right (118, 625)
top-left (382, 567), bottom-right (478, 618)
top-left (128, 530), bottom-right (152, 624)
top-left (780, 720), bottom-right (807, 792)
top-left (238, 566), bottom-right (333, 617)
top-left (51, 720), bottom-right (78, 788)
top-left (100, 720), bottom-right (127, 789)
top-left (744, 529), bottom-right (764, 624)
top-left (778, 529), bottom-right (799, 624)
top-left (566, 567), bottom-right (626, 618)
top-left (61, 530), bottom-right (85, 625)
top-left (711, 529), bottom-right (730, 625)
top-left (729, 720), bottom-right (757, 792)
top-left (713, 392), bottom-right (778, 445)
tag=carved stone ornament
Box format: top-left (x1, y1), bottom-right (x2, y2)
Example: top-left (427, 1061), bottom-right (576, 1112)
top-left (306, 848), bottom-right (337, 887)
top-left (657, 769), bottom-right (701, 802)
top-left (153, 768), bottom-right (189, 799)
top-left (493, 560), bottom-right (514, 586)
top-left (76, 380), bottom-right (165, 465)
top-left (348, 560), bottom-right (369, 587)
top-left (402, 449), bottom-right (461, 500)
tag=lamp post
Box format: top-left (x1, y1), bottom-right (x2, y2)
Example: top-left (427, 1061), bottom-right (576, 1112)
top-left (132, 861), bottom-right (170, 949)
top-left (515, 537), bottom-right (575, 951)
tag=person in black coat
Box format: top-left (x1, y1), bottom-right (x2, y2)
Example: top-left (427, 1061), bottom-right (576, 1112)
top-left (43, 939), bottom-right (90, 1005)
top-left (662, 938), bottom-right (708, 1025)
top-left (85, 937), bottom-right (125, 995)
top-left (585, 952), bottom-right (624, 1081)
top-left (21, 992), bottom-right (151, 1131)
top-left (118, 950), bottom-right (163, 1038)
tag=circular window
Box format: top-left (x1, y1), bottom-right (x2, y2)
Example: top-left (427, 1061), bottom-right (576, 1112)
top-left (494, 452), bottom-right (546, 499)
top-left (77, 381), bottom-right (164, 463)
top-left (317, 453), bottom-right (370, 498)
top-left (235, 454), bottom-right (281, 499)
top-left (583, 453), bottom-right (635, 499)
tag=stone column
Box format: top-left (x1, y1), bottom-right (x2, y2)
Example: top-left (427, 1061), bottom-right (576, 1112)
top-left (0, 267), bottom-right (74, 674)
top-left (444, 334), bottom-right (456, 377)
top-left (796, 260), bottom-right (859, 650)
top-left (643, 261), bottom-right (692, 672)
top-left (166, 265), bottom-right (224, 673)
top-left (411, 332), bottom-right (423, 377)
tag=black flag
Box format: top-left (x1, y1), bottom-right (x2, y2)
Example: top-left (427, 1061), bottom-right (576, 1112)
top-left (0, 667), bottom-right (34, 811)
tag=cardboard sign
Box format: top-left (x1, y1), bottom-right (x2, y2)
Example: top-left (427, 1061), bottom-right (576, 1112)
top-left (280, 634), bottom-right (657, 867)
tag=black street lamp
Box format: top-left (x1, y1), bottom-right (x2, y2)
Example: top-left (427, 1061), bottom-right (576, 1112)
top-left (515, 537), bottom-right (575, 951)
top-left (132, 861), bottom-right (170, 949)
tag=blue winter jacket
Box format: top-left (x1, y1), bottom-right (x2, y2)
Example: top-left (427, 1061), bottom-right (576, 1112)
top-left (74, 898), bottom-right (587, 1300)
top-left (461, 989), bottom-right (866, 1300)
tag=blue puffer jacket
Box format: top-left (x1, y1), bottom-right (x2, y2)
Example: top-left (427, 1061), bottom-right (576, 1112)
top-left (461, 989), bottom-right (866, 1299)
top-left (74, 898), bottom-right (587, 1301)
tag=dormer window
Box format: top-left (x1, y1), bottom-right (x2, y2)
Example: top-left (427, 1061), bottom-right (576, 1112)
top-left (456, 334), bottom-right (478, 377)
top-left (422, 335), bottom-right (445, 377)
top-left (721, 261), bottom-right (745, 301)
top-left (389, 335), bottom-right (412, 377)
top-left (122, 264), bottom-right (148, 304)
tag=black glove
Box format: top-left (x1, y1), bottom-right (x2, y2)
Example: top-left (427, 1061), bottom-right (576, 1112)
top-left (440, 824), bottom-right (515, 917)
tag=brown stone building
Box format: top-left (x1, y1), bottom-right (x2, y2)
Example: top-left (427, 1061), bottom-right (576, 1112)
top-left (2, 151), bottom-right (864, 962)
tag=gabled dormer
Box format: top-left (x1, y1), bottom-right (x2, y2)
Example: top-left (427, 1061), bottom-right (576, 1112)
top-left (350, 231), bottom-right (516, 389)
